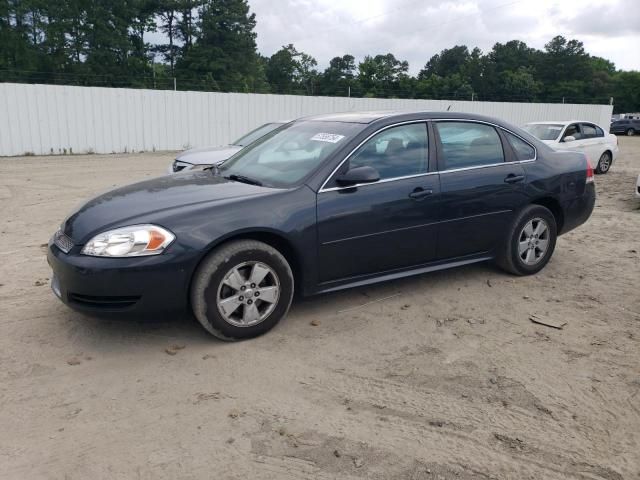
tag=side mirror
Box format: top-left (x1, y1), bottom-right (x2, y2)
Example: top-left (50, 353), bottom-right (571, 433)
top-left (335, 166), bottom-right (380, 186)
top-left (563, 135), bottom-right (576, 142)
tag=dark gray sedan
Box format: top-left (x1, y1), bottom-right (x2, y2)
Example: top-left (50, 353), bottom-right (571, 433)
top-left (50, 111), bottom-right (595, 341)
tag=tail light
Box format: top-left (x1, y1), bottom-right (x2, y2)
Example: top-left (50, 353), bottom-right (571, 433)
top-left (586, 157), bottom-right (594, 184)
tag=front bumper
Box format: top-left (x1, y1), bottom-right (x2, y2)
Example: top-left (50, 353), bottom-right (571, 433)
top-left (47, 242), bottom-right (196, 316)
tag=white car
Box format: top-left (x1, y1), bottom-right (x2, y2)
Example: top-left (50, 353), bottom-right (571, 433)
top-left (636, 174), bottom-right (640, 199)
top-left (524, 121), bottom-right (619, 174)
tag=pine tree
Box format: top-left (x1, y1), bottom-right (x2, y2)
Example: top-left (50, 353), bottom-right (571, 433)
top-left (176, 0), bottom-right (267, 91)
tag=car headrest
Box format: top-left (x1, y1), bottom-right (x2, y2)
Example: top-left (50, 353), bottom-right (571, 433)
top-left (385, 138), bottom-right (404, 154)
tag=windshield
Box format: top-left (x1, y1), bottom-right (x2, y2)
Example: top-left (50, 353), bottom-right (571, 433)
top-left (232, 123), bottom-right (284, 147)
top-left (220, 121), bottom-right (363, 188)
top-left (523, 123), bottom-right (564, 141)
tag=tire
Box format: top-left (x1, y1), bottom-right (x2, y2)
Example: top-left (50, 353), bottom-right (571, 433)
top-left (190, 240), bottom-right (294, 340)
top-left (627, 128), bottom-right (636, 136)
top-left (496, 205), bottom-right (557, 276)
top-left (595, 151), bottom-right (612, 174)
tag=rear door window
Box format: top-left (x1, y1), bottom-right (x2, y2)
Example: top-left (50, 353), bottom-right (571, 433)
top-left (580, 123), bottom-right (597, 139)
top-left (435, 122), bottom-right (504, 170)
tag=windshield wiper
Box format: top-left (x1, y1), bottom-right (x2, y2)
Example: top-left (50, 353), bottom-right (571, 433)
top-left (224, 174), bottom-right (263, 186)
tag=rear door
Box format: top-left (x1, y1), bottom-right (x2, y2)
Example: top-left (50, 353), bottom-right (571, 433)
top-left (316, 122), bottom-right (440, 283)
top-left (433, 121), bottom-right (530, 259)
top-left (579, 123), bottom-right (605, 161)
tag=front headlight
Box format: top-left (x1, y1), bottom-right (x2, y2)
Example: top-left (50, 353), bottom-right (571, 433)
top-left (81, 225), bottom-right (175, 257)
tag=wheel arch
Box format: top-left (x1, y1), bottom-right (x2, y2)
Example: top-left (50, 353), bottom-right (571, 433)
top-left (188, 229), bottom-right (303, 305)
top-left (531, 197), bottom-right (564, 234)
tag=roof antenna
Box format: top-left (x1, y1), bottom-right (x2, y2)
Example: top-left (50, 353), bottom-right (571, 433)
top-left (447, 104), bottom-right (452, 111)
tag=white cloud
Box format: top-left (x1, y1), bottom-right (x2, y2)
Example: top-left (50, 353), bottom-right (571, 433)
top-left (249, 0), bottom-right (640, 73)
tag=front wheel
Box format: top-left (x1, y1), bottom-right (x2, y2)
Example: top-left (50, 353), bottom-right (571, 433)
top-left (497, 205), bottom-right (557, 276)
top-left (595, 151), bottom-right (612, 174)
top-left (190, 240), bottom-right (294, 340)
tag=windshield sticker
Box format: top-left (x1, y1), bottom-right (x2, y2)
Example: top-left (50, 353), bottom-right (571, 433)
top-left (311, 133), bottom-right (345, 143)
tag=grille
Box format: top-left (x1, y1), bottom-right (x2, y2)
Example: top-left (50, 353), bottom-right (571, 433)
top-left (53, 230), bottom-right (74, 253)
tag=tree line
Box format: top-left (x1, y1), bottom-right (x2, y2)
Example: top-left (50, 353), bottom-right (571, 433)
top-left (1, 0), bottom-right (638, 112)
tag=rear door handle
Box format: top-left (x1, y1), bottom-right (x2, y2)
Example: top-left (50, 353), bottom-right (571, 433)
top-left (504, 174), bottom-right (525, 184)
top-left (409, 187), bottom-right (433, 200)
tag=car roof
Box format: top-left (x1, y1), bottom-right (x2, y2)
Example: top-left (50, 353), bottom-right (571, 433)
top-left (526, 120), bottom-right (599, 126)
top-left (301, 111), bottom-right (407, 123)
top-left (300, 110), bottom-right (517, 125)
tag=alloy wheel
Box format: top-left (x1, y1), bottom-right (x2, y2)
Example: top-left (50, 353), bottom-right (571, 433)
top-left (216, 261), bottom-right (280, 327)
top-left (518, 217), bottom-right (550, 266)
top-left (598, 153), bottom-right (611, 173)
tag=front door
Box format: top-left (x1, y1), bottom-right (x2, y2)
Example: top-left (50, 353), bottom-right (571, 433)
top-left (433, 121), bottom-right (529, 259)
top-left (316, 122), bottom-right (440, 284)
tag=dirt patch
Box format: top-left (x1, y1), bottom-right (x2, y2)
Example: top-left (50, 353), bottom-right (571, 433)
top-left (0, 140), bottom-right (639, 479)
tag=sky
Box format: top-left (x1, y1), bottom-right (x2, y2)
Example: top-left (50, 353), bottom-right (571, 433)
top-left (249, 0), bottom-right (640, 74)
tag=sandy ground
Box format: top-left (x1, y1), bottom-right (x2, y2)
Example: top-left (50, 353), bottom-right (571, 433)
top-left (1, 138), bottom-right (639, 480)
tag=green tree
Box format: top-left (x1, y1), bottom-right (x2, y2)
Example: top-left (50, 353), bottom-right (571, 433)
top-left (419, 45), bottom-right (470, 79)
top-left (266, 44), bottom-right (318, 94)
top-left (357, 53), bottom-right (409, 97)
top-left (176, 0), bottom-right (268, 92)
top-left (611, 71), bottom-right (640, 113)
top-left (318, 54), bottom-right (356, 96)
top-left (500, 67), bottom-right (541, 101)
top-left (538, 36), bottom-right (592, 101)
top-left (80, 0), bottom-right (151, 86)
top-left (0, 0), bottom-right (42, 80)
top-left (153, 0), bottom-right (181, 75)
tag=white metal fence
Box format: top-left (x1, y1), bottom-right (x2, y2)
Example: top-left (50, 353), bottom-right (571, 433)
top-left (0, 83), bottom-right (613, 157)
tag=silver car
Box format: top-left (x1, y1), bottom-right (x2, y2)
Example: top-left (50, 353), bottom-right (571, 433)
top-left (169, 121), bottom-right (287, 173)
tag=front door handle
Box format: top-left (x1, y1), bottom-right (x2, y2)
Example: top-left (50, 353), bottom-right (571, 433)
top-left (409, 187), bottom-right (433, 200)
top-left (504, 174), bottom-right (525, 184)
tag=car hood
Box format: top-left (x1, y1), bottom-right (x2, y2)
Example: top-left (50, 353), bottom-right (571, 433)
top-left (62, 171), bottom-right (277, 243)
top-left (176, 145), bottom-right (243, 165)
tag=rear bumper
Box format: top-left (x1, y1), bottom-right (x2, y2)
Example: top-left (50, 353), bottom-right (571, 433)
top-left (47, 243), bottom-right (197, 316)
top-left (559, 184), bottom-right (596, 235)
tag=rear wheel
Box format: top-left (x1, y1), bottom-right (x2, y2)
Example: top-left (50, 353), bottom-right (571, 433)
top-left (595, 151), bottom-right (611, 174)
top-left (190, 240), bottom-right (294, 340)
top-left (627, 128), bottom-right (636, 136)
top-left (497, 205), bottom-right (557, 276)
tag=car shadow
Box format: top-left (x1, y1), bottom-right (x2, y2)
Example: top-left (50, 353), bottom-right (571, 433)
top-left (63, 261), bottom-right (498, 352)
